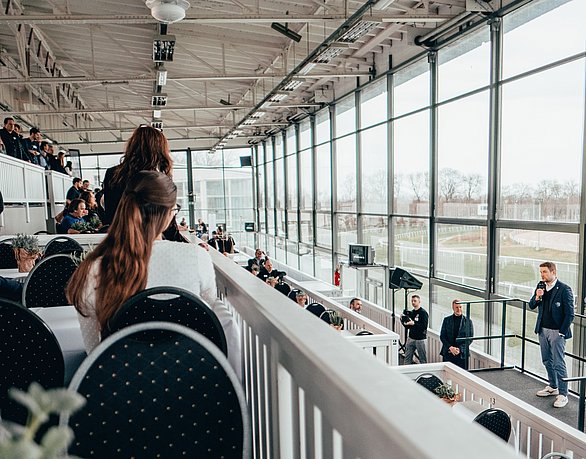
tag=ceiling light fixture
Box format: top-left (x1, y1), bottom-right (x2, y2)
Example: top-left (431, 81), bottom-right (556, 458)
top-left (156, 65), bottom-right (168, 86)
top-left (153, 35), bottom-right (176, 62)
top-left (146, 0), bottom-right (190, 24)
top-left (271, 22), bottom-right (302, 43)
top-left (151, 120), bottom-right (164, 129)
top-left (153, 109), bottom-right (162, 118)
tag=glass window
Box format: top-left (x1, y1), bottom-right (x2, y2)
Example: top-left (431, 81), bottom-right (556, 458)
top-left (361, 124), bottom-right (387, 214)
top-left (437, 92), bottom-right (489, 218)
top-left (315, 247), bottom-right (333, 284)
top-left (82, 156), bottom-right (98, 168)
top-left (335, 94), bottom-right (356, 137)
top-left (360, 78), bottom-right (388, 128)
top-left (256, 144), bottom-right (264, 167)
top-left (299, 243), bottom-right (314, 275)
top-left (499, 60), bottom-right (584, 222)
top-left (286, 153), bottom-right (297, 209)
top-left (267, 210), bottom-right (275, 234)
top-left (393, 59), bottom-right (430, 117)
top-left (287, 211), bottom-right (298, 242)
top-left (275, 158), bottom-right (285, 209)
top-left (393, 217), bottom-right (429, 277)
top-left (336, 135), bottom-right (357, 212)
top-left (275, 236), bottom-right (286, 262)
top-left (299, 119), bottom-right (311, 150)
top-left (496, 228), bottom-right (579, 298)
top-left (300, 211), bottom-right (313, 243)
top-left (97, 154), bottom-right (123, 168)
top-left (286, 127), bottom-right (296, 156)
top-left (223, 147), bottom-right (251, 167)
top-left (393, 111), bottom-right (430, 216)
top-left (286, 240), bottom-right (300, 270)
top-left (336, 214), bottom-right (357, 255)
top-left (276, 209), bottom-right (285, 236)
top-left (438, 28), bottom-right (490, 102)
top-left (266, 160), bottom-right (274, 208)
top-left (315, 144), bottom-right (331, 211)
top-left (274, 135), bottom-right (284, 159)
top-left (316, 212), bottom-right (332, 248)
top-left (299, 149), bottom-right (313, 210)
top-left (315, 109), bottom-right (330, 145)
top-left (362, 216), bottom-right (388, 265)
top-left (265, 141), bottom-right (274, 163)
top-left (435, 224), bottom-right (487, 290)
top-left (502, 0), bottom-right (586, 79)
top-left (257, 162), bottom-right (265, 208)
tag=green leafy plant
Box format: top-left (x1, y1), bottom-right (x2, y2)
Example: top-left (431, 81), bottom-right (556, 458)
top-left (11, 234), bottom-right (41, 255)
top-left (434, 382), bottom-right (458, 400)
top-left (87, 216), bottom-right (102, 230)
top-left (323, 310), bottom-right (344, 328)
top-left (0, 382), bottom-right (85, 459)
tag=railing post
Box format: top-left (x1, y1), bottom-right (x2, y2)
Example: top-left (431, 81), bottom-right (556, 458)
top-left (500, 300), bottom-right (506, 369)
top-left (580, 379), bottom-right (585, 432)
top-left (465, 302), bottom-right (471, 371)
top-left (521, 301), bottom-right (527, 373)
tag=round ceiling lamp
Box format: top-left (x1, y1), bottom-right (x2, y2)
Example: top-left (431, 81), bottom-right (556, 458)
top-left (146, 0), bottom-right (190, 24)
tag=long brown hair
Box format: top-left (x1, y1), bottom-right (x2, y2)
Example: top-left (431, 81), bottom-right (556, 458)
top-left (67, 171), bottom-right (177, 329)
top-left (110, 125), bottom-right (172, 187)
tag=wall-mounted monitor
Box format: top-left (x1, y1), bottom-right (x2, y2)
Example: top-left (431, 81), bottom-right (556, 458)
top-left (348, 244), bottom-right (374, 266)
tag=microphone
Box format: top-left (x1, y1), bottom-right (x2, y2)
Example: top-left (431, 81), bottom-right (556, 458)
top-left (536, 281), bottom-right (546, 301)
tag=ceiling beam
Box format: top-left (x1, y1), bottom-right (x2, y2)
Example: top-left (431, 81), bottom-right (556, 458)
top-left (0, 13), bottom-right (452, 25)
top-left (0, 71), bottom-right (371, 85)
top-left (13, 102), bottom-right (322, 116)
top-left (41, 122), bottom-right (288, 134)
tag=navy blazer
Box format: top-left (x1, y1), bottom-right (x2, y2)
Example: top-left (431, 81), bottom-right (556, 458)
top-left (439, 314), bottom-right (474, 359)
top-left (529, 279), bottom-right (574, 339)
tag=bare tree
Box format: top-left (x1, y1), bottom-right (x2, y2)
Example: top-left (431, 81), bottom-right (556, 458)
top-left (408, 172), bottom-right (429, 202)
top-left (462, 173), bottom-right (482, 202)
top-left (439, 168), bottom-right (462, 202)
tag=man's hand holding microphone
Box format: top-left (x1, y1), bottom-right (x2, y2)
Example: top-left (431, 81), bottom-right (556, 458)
top-left (535, 280), bottom-right (546, 301)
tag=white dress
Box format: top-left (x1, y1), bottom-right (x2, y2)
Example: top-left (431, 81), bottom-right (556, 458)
top-left (76, 239), bottom-right (241, 378)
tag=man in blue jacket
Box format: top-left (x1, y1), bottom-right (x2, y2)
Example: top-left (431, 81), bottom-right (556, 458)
top-left (529, 261), bottom-right (574, 408)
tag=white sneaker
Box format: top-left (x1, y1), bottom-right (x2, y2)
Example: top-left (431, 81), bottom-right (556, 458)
top-left (536, 385), bottom-right (559, 397)
top-left (553, 395), bottom-right (568, 408)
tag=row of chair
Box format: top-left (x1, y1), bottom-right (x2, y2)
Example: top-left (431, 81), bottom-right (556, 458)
top-left (0, 286), bottom-right (249, 457)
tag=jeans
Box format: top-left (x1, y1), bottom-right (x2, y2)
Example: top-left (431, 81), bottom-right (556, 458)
top-left (404, 337), bottom-right (427, 364)
top-left (538, 328), bottom-right (568, 396)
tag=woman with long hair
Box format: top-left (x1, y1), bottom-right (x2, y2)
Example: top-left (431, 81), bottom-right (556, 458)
top-left (101, 125), bottom-right (173, 225)
top-left (67, 171), bottom-right (240, 373)
top-left (79, 189), bottom-right (99, 224)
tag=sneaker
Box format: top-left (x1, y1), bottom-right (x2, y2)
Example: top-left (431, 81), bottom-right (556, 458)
top-left (536, 385), bottom-right (559, 397)
top-left (553, 395), bottom-right (568, 408)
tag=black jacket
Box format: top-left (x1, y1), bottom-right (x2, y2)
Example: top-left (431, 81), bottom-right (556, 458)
top-left (439, 314), bottom-right (474, 359)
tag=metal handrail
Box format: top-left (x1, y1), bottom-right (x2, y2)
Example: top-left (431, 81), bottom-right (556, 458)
top-left (563, 375), bottom-right (586, 432)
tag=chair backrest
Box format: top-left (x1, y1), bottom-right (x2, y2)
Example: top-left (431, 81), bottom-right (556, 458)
top-left (43, 236), bottom-right (84, 258)
top-left (102, 286), bottom-right (228, 356)
top-left (473, 408), bottom-right (512, 442)
top-left (0, 240), bottom-right (17, 269)
top-left (415, 373), bottom-right (444, 393)
top-left (305, 302), bottom-right (326, 317)
top-left (287, 288), bottom-right (301, 301)
top-left (0, 298), bottom-right (65, 424)
top-left (64, 322), bottom-right (250, 458)
top-left (22, 254), bottom-right (78, 308)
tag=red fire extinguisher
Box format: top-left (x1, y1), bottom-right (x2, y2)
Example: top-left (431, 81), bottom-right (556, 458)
top-left (334, 266), bottom-right (341, 287)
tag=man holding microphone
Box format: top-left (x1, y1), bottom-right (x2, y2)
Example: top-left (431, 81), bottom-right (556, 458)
top-left (529, 261), bottom-right (574, 408)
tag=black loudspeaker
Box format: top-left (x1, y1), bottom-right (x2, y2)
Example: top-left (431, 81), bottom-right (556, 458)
top-left (240, 156), bottom-right (252, 167)
top-left (389, 267), bottom-right (423, 290)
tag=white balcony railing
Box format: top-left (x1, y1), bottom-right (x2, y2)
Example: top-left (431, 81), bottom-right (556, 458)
top-left (210, 249), bottom-right (517, 459)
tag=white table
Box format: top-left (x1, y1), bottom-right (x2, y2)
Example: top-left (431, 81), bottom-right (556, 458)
top-left (30, 306), bottom-right (87, 385)
top-left (0, 268), bottom-right (27, 280)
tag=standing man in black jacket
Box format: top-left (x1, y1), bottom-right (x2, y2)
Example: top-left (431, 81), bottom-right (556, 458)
top-left (529, 261), bottom-right (574, 408)
top-left (403, 294), bottom-right (429, 364)
top-left (440, 299), bottom-right (474, 369)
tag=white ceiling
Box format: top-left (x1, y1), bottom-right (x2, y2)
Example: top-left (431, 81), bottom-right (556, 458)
top-left (0, 0), bottom-right (504, 154)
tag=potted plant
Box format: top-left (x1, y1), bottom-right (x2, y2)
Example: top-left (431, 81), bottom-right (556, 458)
top-left (0, 382), bottom-right (85, 458)
top-left (321, 310), bottom-right (344, 331)
top-left (11, 234), bottom-right (42, 273)
top-left (434, 382), bottom-right (461, 405)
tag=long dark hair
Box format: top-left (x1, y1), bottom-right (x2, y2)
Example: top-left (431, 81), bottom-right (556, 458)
top-left (67, 171), bottom-right (177, 329)
top-left (110, 125), bottom-right (172, 187)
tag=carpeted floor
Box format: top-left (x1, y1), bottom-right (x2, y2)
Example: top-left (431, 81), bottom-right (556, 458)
top-left (474, 368), bottom-right (581, 429)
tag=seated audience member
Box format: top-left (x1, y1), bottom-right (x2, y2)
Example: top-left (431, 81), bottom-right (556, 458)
top-left (66, 177), bottom-right (83, 205)
top-left (82, 179), bottom-right (91, 191)
top-left (0, 275), bottom-right (23, 303)
top-left (320, 309), bottom-right (344, 330)
top-left (295, 290), bottom-right (308, 308)
top-left (179, 217), bottom-right (188, 230)
top-left (196, 218), bottom-right (208, 237)
top-left (64, 160), bottom-right (73, 176)
top-left (60, 199), bottom-right (87, 234)
top-left (349, 298), bottom-right (363, 313)
top-left (250, 265), bottom-right (260, 277)
top-left (208, 231), bottom-right (219, 250)
top-left (248, 248), bottom-right (266, 270)
top-left (215, 227), bottom-right (236, 254)
top-left (66, 171), bottom-right (240, 375)
top-left (53, 150), bottom-right (68, 174)
top-left (80, 190), bottom-right (100, 224)
top-left (265, 276), bottom-right (278, 288)
top-left (257, 259), bottom-right (282, 282)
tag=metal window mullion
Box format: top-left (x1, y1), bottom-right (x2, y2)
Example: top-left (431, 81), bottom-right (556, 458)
top-left (186, 147), bottom-right (195, 229)
top-left (330, 104), bottom-right (337, 274)
top-left (387, 72), bottom-right (394, 312)
top-left (356, 89), bottom-right (363, 244)
top-left (429, 51), bottom-right (439, 327)
top-left (310, 115), bottom-right (317, 276)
